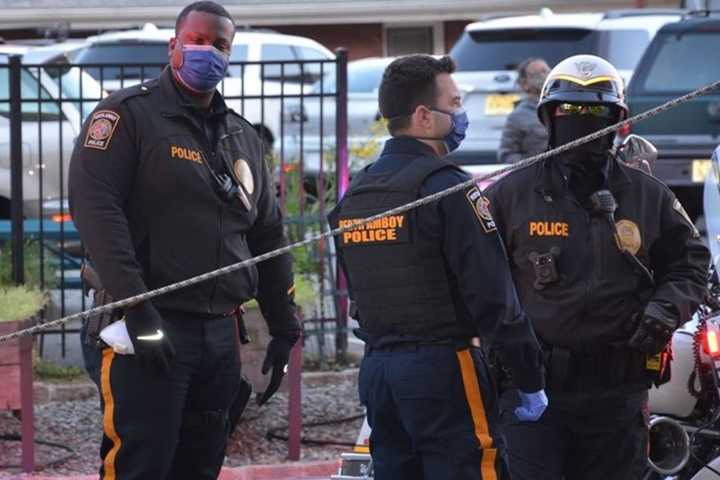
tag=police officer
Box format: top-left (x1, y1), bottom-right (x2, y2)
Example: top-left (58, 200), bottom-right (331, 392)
top-left (68, 2), bottom-right (300, 478)
top-left (485, 54), bottom-right (710, 480)
top-left (328, 54), bottom-right (547, 480)
top-left (497, 58), bottom-right (550, 164)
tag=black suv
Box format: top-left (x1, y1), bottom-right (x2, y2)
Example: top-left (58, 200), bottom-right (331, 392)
top-left (627, 13), bottom-right (720, 221)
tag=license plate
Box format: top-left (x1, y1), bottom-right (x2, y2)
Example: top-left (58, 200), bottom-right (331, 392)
top-left (692, 159), bottom-right (712, 183)
top-left (485, 94), bottom-right (520, 116)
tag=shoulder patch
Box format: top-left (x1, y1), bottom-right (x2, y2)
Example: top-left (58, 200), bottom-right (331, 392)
top-left (466, 186), bottom-right (497, 233)
top-left (84, 110), bottom-right (120, 151)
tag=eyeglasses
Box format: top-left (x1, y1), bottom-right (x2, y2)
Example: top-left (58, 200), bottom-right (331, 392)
top-left (555, 103), bottom-right (613, 118)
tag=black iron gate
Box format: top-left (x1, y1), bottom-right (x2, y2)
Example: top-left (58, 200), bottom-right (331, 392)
top-left (1, 49), bottom-right (350, 364)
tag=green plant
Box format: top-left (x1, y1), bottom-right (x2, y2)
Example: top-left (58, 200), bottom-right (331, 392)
top-left (0, 239), bottom-right (58, 289)
top-left (0, 286), bottom-right (44, 323)
top-left (34, 358), bottom-right (86, 381)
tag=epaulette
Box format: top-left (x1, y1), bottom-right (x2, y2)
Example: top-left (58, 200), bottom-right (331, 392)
top-left (101, 79), bottom-right (158, 107)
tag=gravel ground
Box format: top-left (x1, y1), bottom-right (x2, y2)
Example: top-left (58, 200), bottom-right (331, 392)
top-left (0, 376), bottom-right (363, 477)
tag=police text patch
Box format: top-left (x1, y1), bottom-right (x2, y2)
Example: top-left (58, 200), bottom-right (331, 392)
top-left (339, 214), bottom-right (409, 246)
top-left (84, 110), bottom-right (120, 151)
top-left (170, 145), bottom-right (203, 164)
top-left (466, 187), bottom-right (496, 233)
top-left (529, 221), bottom-right (569, 237)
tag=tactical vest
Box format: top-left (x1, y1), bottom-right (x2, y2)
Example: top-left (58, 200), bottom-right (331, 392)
top-left (331, 154), bottom-right (461, 337)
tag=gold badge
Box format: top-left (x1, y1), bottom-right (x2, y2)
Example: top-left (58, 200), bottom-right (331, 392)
top-left (233, 159), bottom-right (254, 195)
top-left (616, 219), bottom-right (642, 255)
top-left (84, 110), bottom-right (120, 151)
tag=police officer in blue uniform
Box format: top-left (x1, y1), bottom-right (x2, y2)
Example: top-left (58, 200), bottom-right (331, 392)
top-left (69, 2), bottom-right (299, 479)
top-left (485, 55), bottom-right (710, 480)
top-left (329, 54), bottom-right (547, 480)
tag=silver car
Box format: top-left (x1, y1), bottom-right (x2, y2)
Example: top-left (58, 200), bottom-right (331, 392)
top-left (448, 9), bottom-right (681, 167)
top-left (282, 57), bottom-right (393, 183)
top-left (0, 46), bottom-right (104, 218)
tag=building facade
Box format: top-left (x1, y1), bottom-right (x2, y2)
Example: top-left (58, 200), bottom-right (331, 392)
top-left (0, 0), bottom-right (679, 59)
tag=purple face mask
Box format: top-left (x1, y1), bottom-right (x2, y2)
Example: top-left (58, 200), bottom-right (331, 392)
top-left (174, 44), bottom-right (229, 93)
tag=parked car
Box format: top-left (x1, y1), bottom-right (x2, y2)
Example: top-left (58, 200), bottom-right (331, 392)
top-left (448, 8), bottom-right (682, 167)
top-left (626, 13), bottom-right (720, 223)
top-left (282, 57), bottom-right (393, 182)
top-left (73, 23), bottom-right (335, 148)
top-left (0, 45), bottom-right (104, 219)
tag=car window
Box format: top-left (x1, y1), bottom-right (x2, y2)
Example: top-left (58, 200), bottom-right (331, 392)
top-left (75, 43), bottom-right (168, 83)
top-left (261, 44), bottom-right (300, 80)
top-left (227, 44), bottom-right (249, 77)
top-left (637, 31), bottom-right (720, 94)
top-left (598, 29), bottom-right (650, 70)
top-left (0, 68), bottom-right (61, 119)
top-left (313, 62), bottom-right (386, 95)
top-left (295, 46), bottom-right (333, 84)
top-left (451, 28), bottom-right (597, 71)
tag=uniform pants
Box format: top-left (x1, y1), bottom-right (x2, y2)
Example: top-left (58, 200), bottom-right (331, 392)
top-left (82, 311), bottom-right (241, 480)
top-left (359, 344), bottom-right (507, 480)
top-left (499, 387), bottom-right (649, 480)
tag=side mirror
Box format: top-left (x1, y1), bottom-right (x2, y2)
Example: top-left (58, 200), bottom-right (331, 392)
top-left (617, 134), bottom-right (657, 175)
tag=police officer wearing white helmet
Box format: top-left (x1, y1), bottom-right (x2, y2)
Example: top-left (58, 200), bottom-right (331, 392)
top-left (485, 54), bottom-right (709, 479)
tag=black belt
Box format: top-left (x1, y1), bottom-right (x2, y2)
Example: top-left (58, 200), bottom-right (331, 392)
top-left (543, 345), bottom-right (647, 391)
top-left (370, 338), bottom-right (473, 352)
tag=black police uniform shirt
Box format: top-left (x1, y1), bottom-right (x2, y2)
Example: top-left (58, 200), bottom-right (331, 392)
top-left (69, 67), bottom-right (299, 337)
top-left (332, 137), bottom-right (545, 393)
top-left (484, 156), bottom-right (709, 351)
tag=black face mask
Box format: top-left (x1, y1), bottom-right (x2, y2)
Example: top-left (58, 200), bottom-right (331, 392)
top-left (552, 114), bottom-right (615, 177)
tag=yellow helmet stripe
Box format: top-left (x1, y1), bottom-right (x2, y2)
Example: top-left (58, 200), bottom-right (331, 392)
top-left (550, 74), bottom-right (619, 87)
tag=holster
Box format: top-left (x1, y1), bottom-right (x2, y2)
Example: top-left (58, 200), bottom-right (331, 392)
top-left (81, 263), bottom-right (123, 349)
top-left (228, 375), bottom-right (253, 437)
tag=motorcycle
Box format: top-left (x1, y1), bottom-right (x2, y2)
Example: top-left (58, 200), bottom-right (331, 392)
top-left (645, 144), bottom-right (720, 480)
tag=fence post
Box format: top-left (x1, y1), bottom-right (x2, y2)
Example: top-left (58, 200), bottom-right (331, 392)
top-left (334, 48), bottom-right (349, 364)
top-left (9, 55), bottom-right (24, 285)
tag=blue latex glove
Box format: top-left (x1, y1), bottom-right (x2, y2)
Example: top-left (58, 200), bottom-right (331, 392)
top-left (515, 389), bottom-right (548, 422)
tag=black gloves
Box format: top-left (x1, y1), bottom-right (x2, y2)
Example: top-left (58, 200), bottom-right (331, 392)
top-left (125, 300), bottom-right (175, 375)
top-left (628, 312), bottom-right (676, 354)
top-left (257, 336), bottom-right (297, 406)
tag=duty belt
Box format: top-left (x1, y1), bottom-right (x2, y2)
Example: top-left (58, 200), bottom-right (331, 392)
top-left (543, 344), bottom-right (648, 392)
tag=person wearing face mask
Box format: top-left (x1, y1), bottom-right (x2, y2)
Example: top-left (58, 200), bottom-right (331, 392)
top-left (484, 55), bottom-right (709, 480)
top-left (68, 2), bottom-right (300, 478)
top-left (327, 54), bottom-right (546, 480)
top-left (497, 58), bottom-right (550, 164)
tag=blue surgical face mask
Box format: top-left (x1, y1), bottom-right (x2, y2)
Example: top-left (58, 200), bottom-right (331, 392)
top-left (174, 43), bottom-right (229, 93)
top-left (433, 107), bottom-right (469, 153)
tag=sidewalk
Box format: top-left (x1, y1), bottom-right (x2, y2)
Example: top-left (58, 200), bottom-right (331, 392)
top-left (2, 460), bottom-right (340, 480)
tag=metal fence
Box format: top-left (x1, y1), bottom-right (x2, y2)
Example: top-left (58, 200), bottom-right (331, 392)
top-left (1, 49), bottom-right (350, 363)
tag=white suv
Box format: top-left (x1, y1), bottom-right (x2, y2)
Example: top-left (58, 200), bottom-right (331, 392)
top-left (449, 8), bottom-right (682, 172)
top-left (73, 23), bottom-right (335, 148)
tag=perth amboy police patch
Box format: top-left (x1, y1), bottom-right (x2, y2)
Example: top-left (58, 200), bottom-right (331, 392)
top-left (338, 214), bottom-right (409, 246)
top-left (466, 187), bottom-right (496, 233)
top-left (84, 110), bottom-right (120, 151)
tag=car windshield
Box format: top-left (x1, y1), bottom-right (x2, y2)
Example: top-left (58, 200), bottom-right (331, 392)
top-left (637, 31), bottom-right (720, 94)
top-left (451, 29), bottom-right (598, 71)
top-left (75, 43), bottom-right (168, 83)
top-left (314, 61), bottom-right (387, 94)
top-left (44, 66), bottom-right (104, 121)
top-left (227, 44), bottom-right (249, 77)
top-left (451, 28), bottom-right (651, 72)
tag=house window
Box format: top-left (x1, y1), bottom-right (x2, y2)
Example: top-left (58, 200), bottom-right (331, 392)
top-left (386, 26), bottom-right (434, 56)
